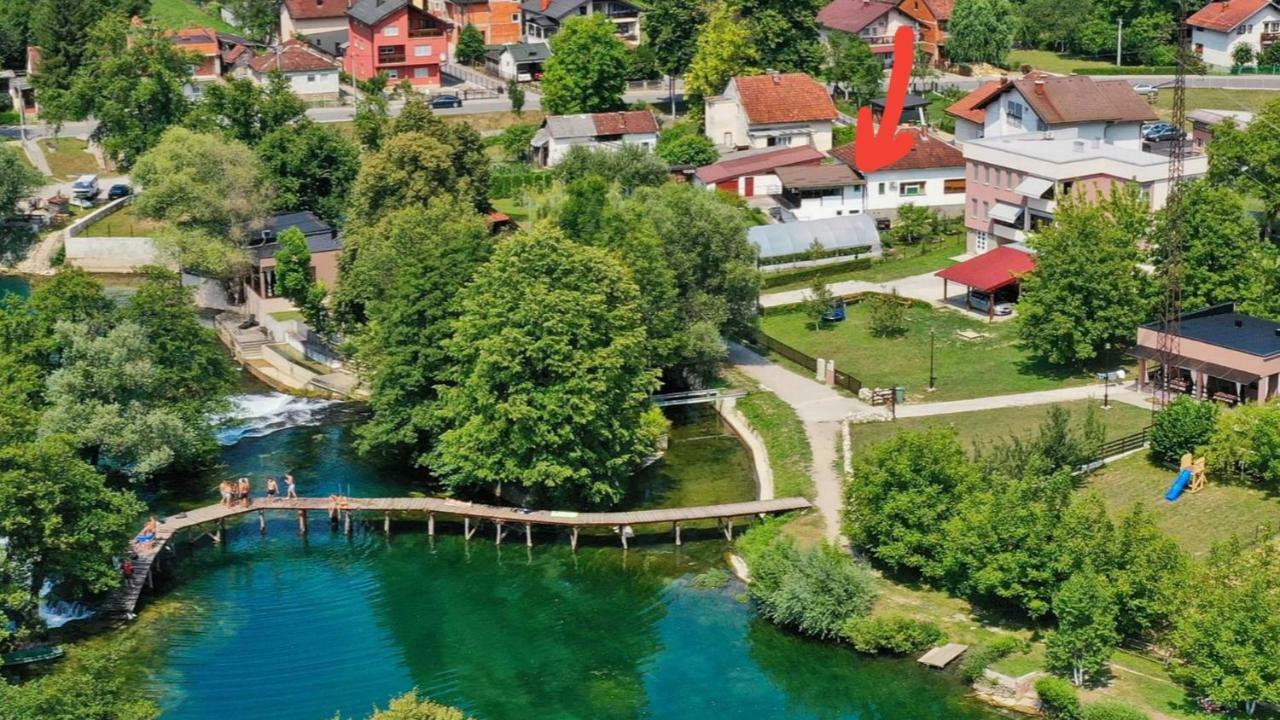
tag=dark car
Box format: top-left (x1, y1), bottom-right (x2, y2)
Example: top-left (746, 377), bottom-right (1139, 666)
top-left (1145, 126), bottom-right (1185, 143)
top-left (106, 183), bottom-right (132, 200)
top-left (428, 94), bottom-right (463, 109)
top-left (1141, 122), bottom-right (1177, 141)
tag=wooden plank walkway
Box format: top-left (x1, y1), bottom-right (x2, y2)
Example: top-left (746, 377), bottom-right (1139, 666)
top-left (103, 495), bottom-right (812, 619)
top-left (918, 643), bottom-right (969, 669)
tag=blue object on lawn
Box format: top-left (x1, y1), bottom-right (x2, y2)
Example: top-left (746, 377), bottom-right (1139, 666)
top-left (1165, 467), bottom-right (1193, 501)
top-left (821, 303), bottom-right (846, 322)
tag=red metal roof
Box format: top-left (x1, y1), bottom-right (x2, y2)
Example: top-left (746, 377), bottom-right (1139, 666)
top-left (935, 246), bottom-right (1036, 293)
top-left (694, 146), bottom-right (825, 185)
top-left (733, 73), bottom-right (838, 125)
top-left (817, 0), bottom-right (898, 33)
top-left (283, 0), bottom-right (349, 20)
top-left (591, 110), bottom-right (659, 135)
top-left (1187, 0), bottom-right (1275, 31)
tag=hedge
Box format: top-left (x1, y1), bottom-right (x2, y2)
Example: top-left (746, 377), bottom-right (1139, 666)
top-left (1073, 66), bottom-right (1177, 75)
top-left (760, 245), bottom-right (874, 268)
top-left (1035, 676), bottom-right (1081, 720)
top-left (1232, 65), bottom-right (1280, 75)
top-left (760, 257), bottom-right (874, 289)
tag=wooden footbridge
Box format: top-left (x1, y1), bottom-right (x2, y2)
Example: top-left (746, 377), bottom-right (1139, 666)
top-left (103, 495), bottom-right (811, 619)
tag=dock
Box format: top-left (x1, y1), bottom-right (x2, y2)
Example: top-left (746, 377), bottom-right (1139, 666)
top-left (104, 495), bottom-right (812, 619)
top-left (917, 643), bottom-right (969, 669)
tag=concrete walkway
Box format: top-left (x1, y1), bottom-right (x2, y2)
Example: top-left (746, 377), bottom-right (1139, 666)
top-left (729, 341), bottom-right (885, 539)
top-left (894, 381), bottom-right (1154, 418)
top-left (759, 268), bottom-right (1004, 323)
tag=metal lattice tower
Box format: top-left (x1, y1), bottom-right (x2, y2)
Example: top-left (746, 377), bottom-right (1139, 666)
top-left (1156, 1), bottom-right (1191, 409)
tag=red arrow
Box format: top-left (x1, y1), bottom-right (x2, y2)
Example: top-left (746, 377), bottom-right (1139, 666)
top-left (854, 26), bottom-right (917, 174)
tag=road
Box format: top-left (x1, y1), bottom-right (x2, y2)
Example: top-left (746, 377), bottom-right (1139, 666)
top-left (939, 72), bottom-right (1280, 92)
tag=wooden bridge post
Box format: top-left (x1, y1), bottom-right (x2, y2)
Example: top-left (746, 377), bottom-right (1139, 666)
top-left (524, 522), bottom-right (532, 548)
top-left (464, 517), bottom-right (471, 540)
top-left (427, 513), bottom-right (435, 537)
top-left (722, 518), bottom-right (734, 542)
top-left (384, 513), bottom-right (391, 536)
top-left (570, 527), bottom-right (579, 551)
top-left (619, 526), bottom-right (629, 550)
top-left (344, 510), bottom-right (353, 536)
top-left (215, 518), bottom-right (225, 544)
top-left (494, 521), bottom-right (504, 545)
top-left (298, 510), bottom-right (308, 535)
top-left (258, 510), bottom-right (266, 534)
top-left (329, 504), bottom-right (338, 524)
top-left (673, 521), bottom-right (681, 546)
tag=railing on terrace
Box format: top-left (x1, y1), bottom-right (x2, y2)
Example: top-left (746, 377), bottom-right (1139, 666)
top-left (409, 26), bottom-right (446, 37)
top-left (378, 52), bottom-right (407, 65)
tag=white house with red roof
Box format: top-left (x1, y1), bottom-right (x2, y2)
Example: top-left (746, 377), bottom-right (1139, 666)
top-left (817, 0), bottom-right (920, 64)
top-left (693, 146), bottom-right (826, 197)
top-left (1187, 0), bottom-right (1280, 68)
top-left (829, 129), bottom-right (966, 222)
top-left (249, 40), bottom-right (342, 100)
top-left (531, 110), bottom-right (659, 166)
top-left (704, 72), bottom-right (839, 153)
top-left (281, 0), bottom-right (351, 56)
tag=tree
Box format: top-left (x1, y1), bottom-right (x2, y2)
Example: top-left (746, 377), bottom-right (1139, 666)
top-left (1035, 676), bottom-right (1082, 720)
top-left (1017, 0), bottom-right (1092, 54)
top-left (1208, 96), bottom-right (1280, 239)
top-left (555, 144), bottom-right (669, 192)
top-left (223, 0), bottom-right (276, 40)
top-left (185, 73), bottom-right (305, 147)
top-left (0, 267), bottom-right (114, 384)
top-left (353, 94), bottom-right (390, 151)
top-left (347, 203), bottom-right (493, 462)
top-left (1046, 569), bottom-right (1119, 687)
top-left (803, 272), bottom-right (835, 328)
top-left (0, 435), bottom-right (142, 628)
top-left (1149, 395), bottom-right (1218, 466)
top-left (0, 0), bottom-right (33, 72)
top-left (1018, 188), bottom-right (1154, 366)
top-left (868, 291), bottom-right (908, 337)
top-left (628, 43), bottom-right (661, 80)
top-left (0, 145), bottom-right (43, 247)
top-left (1232, 42), bottom-right (1255, 70)
top-left (733, 0), bottom-right (826, 74)
top-left (1104, 504), bottom-right (1190, 638)
top-left (428, 225), bottom-right (665, 505)
top-left (540, 15), bottom-right (629, 114)
top-left (455, 24), bottom-right (486, 65)
top-left (0, 640), bottom-right (160, 719)
top-left (257, 119), bottom-right (360, 224)
top-left (1172, 540), bottom-right (1280, 716)
top-left (750, 539), bottom-right (877, 639)
top-left (643, 0), bottom-right (708, 78)
top-left (888, 204), bottom-right (937, 248)
top-left (1261, 39), bottom-right (1280, 66)
top-left (29, 0), bottom-right (108, 126)
top-left (684, 3), bottom-right (759, 109)
top-left (655, 123), bottom-right (718, 166)
top-left (362, 691), bottom-right (472, 720)
top-left (845, 427), bottom-right (973, 574)
top-left (497, 122), bottom-right (538, 163)
top-left (1154, 180), bottom-right (1265, 311)
top-left (347, 133), bottom-right (467, 227)
top-left (131, 127), bottom-right (271, 277)
top-left (824, 31), bottom-right (883, 105)
top-left (1123, 13), bottom-right (1174, 66)
top-left (273, 227), bottom-right (330, 334)
top-left (507, 79), bottom-right (525, 115)
top-left (946, 0), bottom-right (1017, 65)
top-left (1205, 402), bottom-right (1280, 482)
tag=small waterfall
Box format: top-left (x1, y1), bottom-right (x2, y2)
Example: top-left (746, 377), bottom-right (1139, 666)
top-left (215, 393), bottom-right (339, 445)
top-left (38, 581), bottom-right (95, 628)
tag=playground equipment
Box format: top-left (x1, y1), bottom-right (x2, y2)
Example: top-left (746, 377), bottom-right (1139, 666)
top-left (1165, 452), bottom-right (1207, 501)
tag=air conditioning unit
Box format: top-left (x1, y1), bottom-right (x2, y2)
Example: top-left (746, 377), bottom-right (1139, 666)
top-left (889, 182), bottom-right (898, 190)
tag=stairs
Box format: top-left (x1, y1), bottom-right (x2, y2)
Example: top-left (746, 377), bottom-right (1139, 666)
top-left (98, 542), bottom-right (164, 620)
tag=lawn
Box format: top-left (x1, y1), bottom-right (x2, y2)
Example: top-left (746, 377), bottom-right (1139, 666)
top-left (735, 388), bottom-right (813, 500)
top-left (490, 197), bottom-right (532, 226)
top-left (848, 400), bottom-right (1152, 457)
top-left (760, 299), bottom-right (1098, 402)
top-left (1153, 88), bottom-right (1280, 124)
top-left (763, 233), bottom-right (965, 293)
top-left (147, 0), bottom-right (236, 32)
top-left (39, 137), bottom-right (98, 179)
top-left (1007, 49), bottom-right (1119, 74)
top-left (448, 110), bottom-right (545, 133)
top-left (1083, 453), bottom-right (1280, 558)
top-left (82, 205), bottom-right (165, 237)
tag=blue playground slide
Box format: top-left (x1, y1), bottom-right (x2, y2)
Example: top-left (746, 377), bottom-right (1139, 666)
top-left (1165, 468), bottom-right (1193, 502)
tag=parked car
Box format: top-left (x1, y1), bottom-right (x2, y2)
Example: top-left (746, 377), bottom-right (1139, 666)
top-left (428, 94), bottom-right (463, 109)
top-left (968, 290), bottom-right (1014, 316)
top-left (71, 174), bottom-right (99, 198)
top-left (1145, 125), bottom-right (1185, 143)
top-left (1141, 122), bottom-right (1177, 141)
top-left (106, 183), bottom-right (132, 200)
top-left (1132, 82), bottom-right (1158, 98)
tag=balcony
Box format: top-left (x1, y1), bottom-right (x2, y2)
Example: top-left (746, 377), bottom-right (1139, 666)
top-left (378, 50), bottom-right (407, 65)
top-left (1262, 32), bottom-right (1280, 44)
top-left (409, 25), bottom-right (446, 38)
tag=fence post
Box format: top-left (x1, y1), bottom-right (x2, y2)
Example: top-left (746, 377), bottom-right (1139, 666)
top-left (814, 358), bottom-right (825, 383)
top-left (824, 359), bottom-right (836, 386)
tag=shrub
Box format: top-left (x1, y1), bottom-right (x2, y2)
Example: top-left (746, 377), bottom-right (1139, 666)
top-left (1036, 676), bottom-right (1082, 720)
top-left (751, 540), bottom-right (877, 639)
top-left (959, 635), bottom-right (1029, 682)
top-left (760, 258), bottom-right (874, 290)
top-left (1081, 701), bottom-right (1149, 720)
top-left (867, 291), bottom-right (908, 337)
top-left (1150, 396), bottom-right (1218, 465)
top-left (840, 615), bottom-right (945, 654)
top-left (1206, 402), bottom-right (1280, 482)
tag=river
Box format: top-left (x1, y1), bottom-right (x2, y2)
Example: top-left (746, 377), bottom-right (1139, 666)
top-left (120, 396), bottom-right (1005, 719)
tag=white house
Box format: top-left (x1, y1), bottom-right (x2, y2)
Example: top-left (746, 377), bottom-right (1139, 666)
top-left (692, 146), bottom-right (826, 198)
top-left (1188, 0), bottom-right (1280, 69)
top-left (705, 72), bottom-right (838, 153)
top-left (249, 41), bottom-right (342, 101)
top-left (944, 73), bottom-right (1156, 148)
top-left (521, 0), bottom-right (642, 44)
top-left (280, 0), bottom-right (351, 56)
top-left (484, 42), bottom-right (551, 81)
top-left (816, 0), bottom-right (921, 67)
top-left (530, 110), bottom-right (659, 167)
top-left (830, 129), bottom-right (966, 222)
top-left (773, 164), bottom-right (865, 221)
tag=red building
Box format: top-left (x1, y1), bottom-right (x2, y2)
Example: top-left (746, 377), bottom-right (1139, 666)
top-left (346, 0), bottom-right (453, 87)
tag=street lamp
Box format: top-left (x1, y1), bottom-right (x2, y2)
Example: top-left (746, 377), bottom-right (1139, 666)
top-left (928, 327), bottom-right (936, 392)
top-left (1103, 342), bottom-right (1112, 410)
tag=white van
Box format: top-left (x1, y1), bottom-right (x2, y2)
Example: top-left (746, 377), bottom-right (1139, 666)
top-left (71, 174), bottom-right (100, 198)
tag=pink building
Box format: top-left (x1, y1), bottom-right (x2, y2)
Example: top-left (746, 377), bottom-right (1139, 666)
top-left (1133, 304), bottom-right (1280, 405)
top-left (961, 130), bottom-right (1207, 254)
top-left (345, 0), bottom-right (452, 87)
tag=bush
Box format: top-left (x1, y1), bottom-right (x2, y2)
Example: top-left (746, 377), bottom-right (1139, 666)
top-left (959, 635), bottom-right (1030, 682)
top-left (1150, 395), bottom-right (1218, 465)
top-left (751, 540), bottom-right (877, 639)
top-left (867, 291), bottom-right (908, 337)
top-left (1206, 402), bottom-right (1280, 482)
top-left (760, 258), bottom-right (874, 289)
top-left (760, 244), bottom-right (874, 268)
top-left (840, 615), bottom-right (945, 654)
top-left (1081, 701), bottom-right (1149, 720)
top-left (1036, 676), bottom-right (1082, 720)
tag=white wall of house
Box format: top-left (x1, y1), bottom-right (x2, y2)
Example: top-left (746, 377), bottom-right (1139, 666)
top-left (858, 9), bottom-right (918, 43)
top-left (787, 185), bottom-right (865, 220)
top-left (953, 117), bottom-right (984, 142)
top-left (253, 68), bottom-right (341, 98)
top-left (1192, 7), bottom-right (1280, 67)
top-left (694, 172), bottom-right (784, 197)
top-left (281, 11), bottom-right (350, 40)
top-left (981, 88), bottom-right (1144, 148)
top-left (704, 80), bottom-right (834, 151)
top-left (863, 167), bottom-right (966, 216)
top-left (542, 132), bottom-right (658, 166)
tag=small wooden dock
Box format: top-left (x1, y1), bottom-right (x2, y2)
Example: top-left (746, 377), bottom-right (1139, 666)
top-left (917, 643), bottom-right (969, 669)
top-left (104, 495), bottom-right (812, 619)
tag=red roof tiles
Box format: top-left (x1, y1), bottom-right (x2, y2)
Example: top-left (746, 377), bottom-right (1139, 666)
top-left (249, 40), bottom-right (338, 73)
top-left (922, 0), bottom-right (954, 20)
top-left (733, 73), bottom-right (838, 125)
top-left (283, 0), bottom-right (349, 20)
top-left (935, 246), bottom-right (1035, 293)
top-left (945, 79), bottom-right (1004, 124)
top-left (830, 129), bottom-right (962, 174)
top-left (970, 74), bottom-right (1156, 125)
top-left (1187, 0), bottom-right (1275, 31)
top-left (695, 146), bottom-right (825, 185)
top-left (817, 0), bottom-right (898, 33)
top-left (591, 110), bottom-right (659, 136)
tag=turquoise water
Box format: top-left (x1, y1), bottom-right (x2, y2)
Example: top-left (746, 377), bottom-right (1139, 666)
top-left (138, 407), bottom-right (1003, 720)
top-left (0, 275), bottom-right (30, 299)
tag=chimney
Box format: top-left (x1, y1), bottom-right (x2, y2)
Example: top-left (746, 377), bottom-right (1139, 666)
top-left (541, 0), bottom-right (551, 10)
top-left (1034, 79), bottom-right (1046, 95)
top-left (999, 74), bottom-right (1008, 86)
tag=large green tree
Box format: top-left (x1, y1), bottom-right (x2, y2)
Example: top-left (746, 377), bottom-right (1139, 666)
top-left (185, 73), bottom-right (305, 147)
top-left (1045, 568), bottom-right (1119, 687)
top-left (642, 0), bottom-right (708, 79)
top-left (825, 30), bottom-right (883, 106)
top-left (1155, 180), bottom-right (1265, 313)
top-left (554, 143), bottom-right (669, 192)
top-left (540, 14), bottom-right (630, 114)
top-left (224, 0), bottom-right (277, 41)
top-left (0, 145), bottom-right (43, 251)
top-left (428, 224), bottom-right (665, 505)
top-left (257, 119), bottom-right (359, 224)
top-left (733, 0), bottom-right (825, 74)
top-left (1018, 187), bottom-right (1154, 366)
top-left (684, 3), bottom-right (759, 108)
top-left (0, 0), bottom-right (33, 71)
top-left (455, 23), bottom-right (486, 66)
top-left (946, 0), bottom-right (1017, 65)
top-left (29, 0), bottom-right (109, 126)
top-left (273, 227), bottom-right (330, 334)
top-left (1207, 96), bottom-right (1280, 239)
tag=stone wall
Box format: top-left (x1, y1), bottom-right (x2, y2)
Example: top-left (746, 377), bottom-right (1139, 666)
top-left (64, 236), bottom-right (164, 273)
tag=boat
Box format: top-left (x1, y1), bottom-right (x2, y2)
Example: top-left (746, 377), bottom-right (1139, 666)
top-left (1, 646), bottom-right (65, 667)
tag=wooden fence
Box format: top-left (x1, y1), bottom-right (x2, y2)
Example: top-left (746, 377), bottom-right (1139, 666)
top-left (745, 329), bottom-right (865, 394)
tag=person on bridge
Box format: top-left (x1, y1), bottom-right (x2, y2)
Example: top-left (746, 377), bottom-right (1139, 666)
top-left (134, 517), bottom-right (158, 548)
top-left (238, 477), bottom-right (251, 508)
top-left (219, 480), bottom-right (232, 507)
top-left (266, 477), bottom-right (279, 502)
top-left (284, 473), bottom-right (297, 499)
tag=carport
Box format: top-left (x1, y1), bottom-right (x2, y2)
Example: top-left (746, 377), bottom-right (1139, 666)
top-left (934, 245), bottom-right (1036, 321)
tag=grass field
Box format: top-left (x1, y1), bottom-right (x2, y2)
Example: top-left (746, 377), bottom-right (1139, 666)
top-left (2, 142), bottom-right (40, 176)
top-left (848, 400), bottom-right (1152, 457)
top-left (148, 0), bottom-right (236, 32)
top-left (735, 388), bottom-right (813, 500)
top-left (490, 197), bottom-right (533, 226)
top-left (82, 205), bottom-right (164, 237)
top-left (39, 137), bottom-right (98, 179)
top-left (760, 300), bottom-right (1100, 402)
top-left (763, 234), bottom-right (965, 293)
top-left (1083, 453), bottom-right (1280, 558)
top-left (1153, 87), bottom-right (1280, 123)
top-left (1007, 49), bottom-right (1117, 74)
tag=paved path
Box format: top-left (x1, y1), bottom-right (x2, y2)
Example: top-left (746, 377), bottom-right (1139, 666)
top-left (894, 381), bottom-right (1153, 418)
top-left (729, 341), bottom-right (885, 539)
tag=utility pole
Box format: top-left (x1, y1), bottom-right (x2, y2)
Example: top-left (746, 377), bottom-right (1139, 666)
top-left (928, 328), bottom-right (936, 391)
top-left (1116, 19), bottom-right (1124, 66)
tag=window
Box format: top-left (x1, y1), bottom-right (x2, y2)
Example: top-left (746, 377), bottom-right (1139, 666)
top-left (944, 178), bottom-right (966, 194)
top-left (513, 13), bottom-right (521, 21)
top-left (970, 163), bottom-right (977, 179)
top-left (306, 74), bottom-right (316, 82)
top-left (386, 69), bottom-right (399, 79)
top-left (983, 165), bottom-right (991, 184)
top-left (981, 201), bottom-right (989, 219)
top-left (878, 182), bottom-right (886, 195)
top-left (975, 231), bottom-right (989, 253)
top-left (970, 198), bottom-right (978, 217)
top-left (1236, 23), bottom-right (1251, 34)
top-left (1266, 21), bottom-right (1280, 32)
top-left (414, 67), bottom-right (430, 78)
top-left (766, 136), bottom-right (793, 147)
top-left (1007, 101), bottom-right (1023, 128)
top-left (383, 25), bottom-right (400, 36)
top-left (415, 45), bottom-right (430, 56)
top-left (900, 181), bottom-right (925, 197)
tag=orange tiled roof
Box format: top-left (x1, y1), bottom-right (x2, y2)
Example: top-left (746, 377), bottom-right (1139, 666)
top-left (830, 129), bottom-right (963, 174)
top-left (733, 73), bottom-right (838, 125)
top-left (1187, 0), bottom-right (1275, 31)
top-left (591, 110), bottom-right (659, 135)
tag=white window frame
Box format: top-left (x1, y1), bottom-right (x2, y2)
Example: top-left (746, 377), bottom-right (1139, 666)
top-left (383, 25), bottom-right (401, 37)
top-left (899, 181), bottom-right (925, 197)
top-left (415, 45), bottom-right (431, 56)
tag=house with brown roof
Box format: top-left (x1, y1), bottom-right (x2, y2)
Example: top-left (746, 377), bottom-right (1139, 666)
top-left (1187, 0), bottom-right (1280, 68)
top-left (692, 145), bottom-right (825, 197)
top-left (530, 110), bottom-right (659, 166)
top-left (280, 0), bottom-right (351, 56)
top-left (830, 129), bottom-right (966, 222)
top-left (705, 72), bottom-right (839, 153)
top-left (944, 73), bottom-right (1156, 148)
top-left (249, 40), bottom-right (342, 100)
top-left (818, 0), bottom-right (950, 66)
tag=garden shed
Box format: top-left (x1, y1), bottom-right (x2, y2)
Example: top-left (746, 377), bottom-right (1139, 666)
top-left (747, 215), bottom-right (882, 271)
